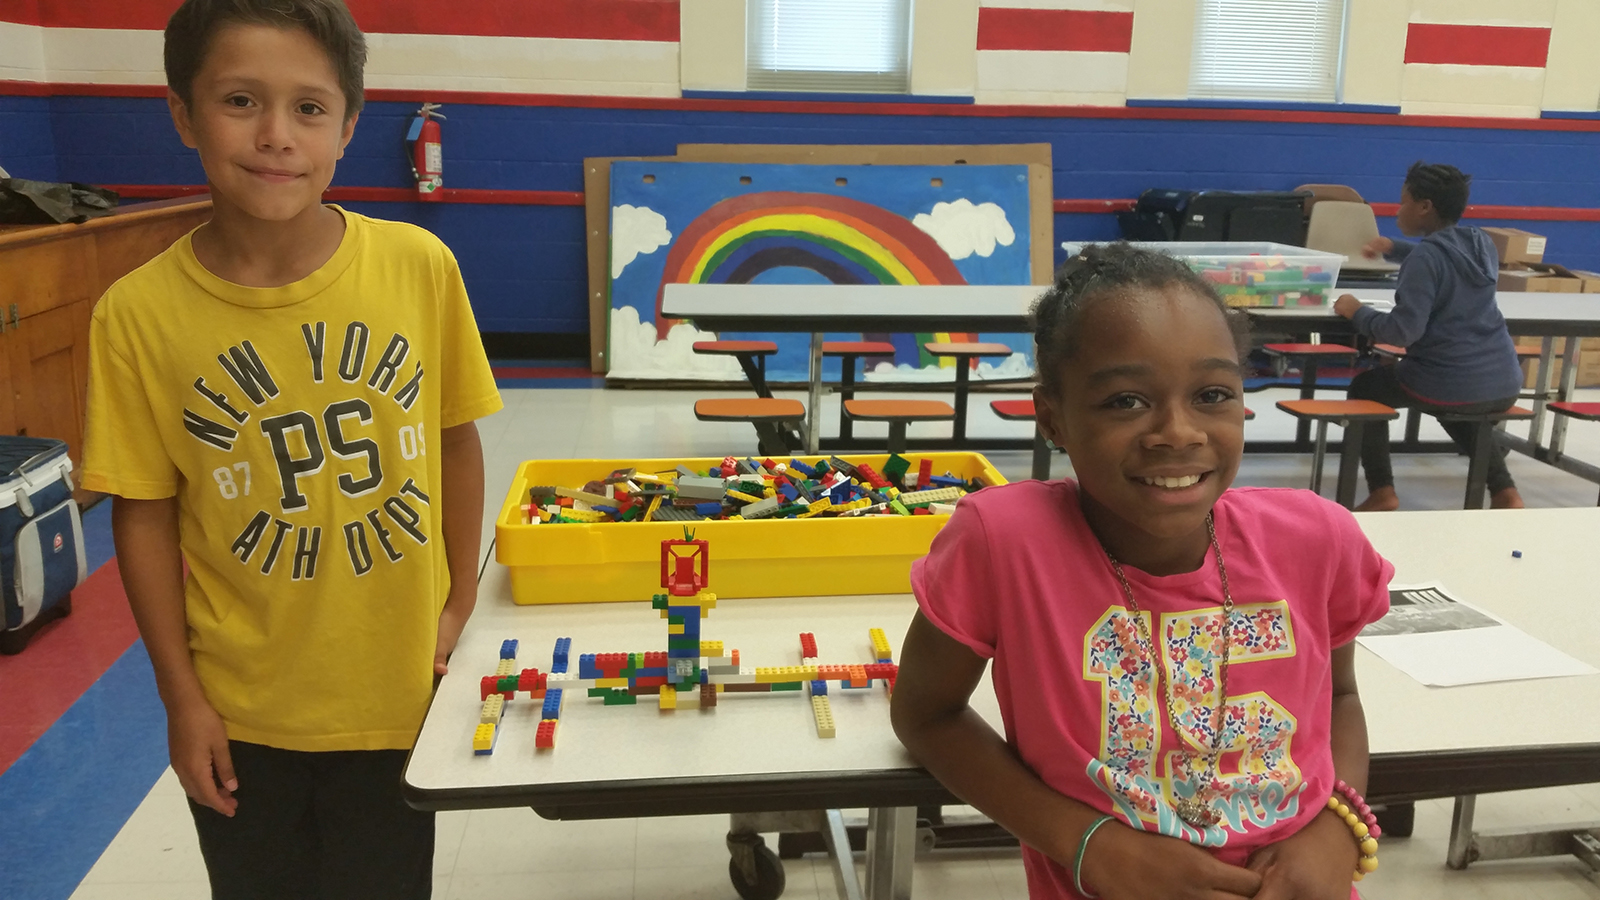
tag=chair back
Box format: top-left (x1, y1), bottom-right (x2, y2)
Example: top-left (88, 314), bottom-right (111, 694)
top-left (1295, 183), bottom-right (1365, 217)
top-left (1306, 201), bottom-right (1399, 273)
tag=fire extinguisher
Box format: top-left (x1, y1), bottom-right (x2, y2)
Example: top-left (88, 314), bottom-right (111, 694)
top-left (406, 102), bottom-right (446, 201)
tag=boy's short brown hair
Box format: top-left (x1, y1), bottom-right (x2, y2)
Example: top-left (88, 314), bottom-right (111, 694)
top-left (164, 0), bottom-right (367, 119)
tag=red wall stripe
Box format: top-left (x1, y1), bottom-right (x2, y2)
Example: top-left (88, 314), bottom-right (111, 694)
top-left (1404, 23), bottom-right (1550, 68)
top-left (1, 0), bottom-right (680, 41)
top-left (976, 8), bottom-right (1133, 53)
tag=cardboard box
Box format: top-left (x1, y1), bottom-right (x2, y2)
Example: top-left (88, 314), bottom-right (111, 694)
top-left (1484, 227), bottom-right (1547, 265)
top-left (1567, 269), bottom-right (1600, 292)
top-left (1498, 263), bottom-right (1583, 293)
top-left (1515, 336), bottom-right (1600, 388)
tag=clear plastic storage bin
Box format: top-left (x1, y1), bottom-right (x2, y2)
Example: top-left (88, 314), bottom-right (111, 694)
top-left (1063, 242), bottom-right (1344, 308)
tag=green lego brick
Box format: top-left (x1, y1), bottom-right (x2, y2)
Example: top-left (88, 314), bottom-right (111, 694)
top-left (770, 682), bottom-right (803, 691)
top-left (668, 637), bottom-right (701, 650)
top-left (497, 675), bottom-right (518, 692)
top-left (882, 453), bottom-right (910, 482)
top-left (588, 687), bottom-right (609, 698)
top-left (602, 690), bottom-right (638, 706)
top-left (652, 594), bottom-right (668, 609)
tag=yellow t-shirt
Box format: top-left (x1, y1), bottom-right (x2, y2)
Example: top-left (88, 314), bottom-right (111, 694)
top-left (82, 209), bottom-right (503, 751)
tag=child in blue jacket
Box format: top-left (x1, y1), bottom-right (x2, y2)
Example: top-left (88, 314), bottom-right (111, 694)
top-left (1333, 162), bottom-right (1524, 511)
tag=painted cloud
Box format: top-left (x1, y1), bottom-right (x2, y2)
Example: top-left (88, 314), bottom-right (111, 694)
top-left (611, 204), bottom-right (673, 279)
top-left (913, 199), bottom-right (1017, 260)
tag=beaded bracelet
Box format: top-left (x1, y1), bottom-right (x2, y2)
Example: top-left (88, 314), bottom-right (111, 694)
top-left (1326, 779), bottom-right (1381, 881)
top-left (1072, 814), bottom-right (1115, 898)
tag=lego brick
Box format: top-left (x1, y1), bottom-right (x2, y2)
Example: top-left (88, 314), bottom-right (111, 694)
top-left (869, 628), bottom-right (893, 662)
top-left (694, 501), bottom-right (724, 517)
top-left (812, 695), bottom-right (836, 739)
top-left (652, 505), bottom-right (701, 522)
top-left (882, 453), bottom-right (910, 483)
top-left (917, 458), bottom-right (933, 489)
top-left (595, 677), bottom-right (629, 689)
top-left (741, 496), bottom-right (782, 519)
top-left (659, 685), bottom-right (677, 709)
top-left (602, 689), bottom-right (638, 706)
top-left (556, 506), bottom-right (608, 523)
top-left (676, 475), bottom-right (727, 500)
top-left (551, 637), bottom-right (572, 674)
top-left (473, 722), bottom-right (497, 754)
top-left (541, 688), bottom-right (565, 720)
top-left (700, 640), bottom-right (724, 656)
top-left (480, 695), bottom-right (504, 724)
top-left (898, 486), bottom-right (964, 507)
top-left (535, 718), bottom-right (558, 749)
top-left (799, 632), bottom-right (818, 660)
top-left (500, 638), bottom-right (519, 660)
top-left (495, 658), bottom-right (515, 677)
top-left (929, 502), bottom-right (957, 516)
top-left (556, 486), bottom-right (612, 506)
top-left (721, 682), bottom-right (774, 693)
top-left (809, 679), bottom-right (828, 696)
top-left (700, 682), bottom-right (717, 708)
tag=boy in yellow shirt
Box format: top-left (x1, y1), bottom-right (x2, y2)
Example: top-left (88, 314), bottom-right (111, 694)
top-left (80, 1), bottom-right (501, 896)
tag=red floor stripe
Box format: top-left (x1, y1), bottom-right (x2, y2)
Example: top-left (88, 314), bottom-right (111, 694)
top-left (0, 559), bottom-right (138, 776)
top-left (492, 366), bottom-right (596, 378)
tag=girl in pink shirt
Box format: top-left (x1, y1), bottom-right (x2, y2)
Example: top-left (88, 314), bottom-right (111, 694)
top-left (892, 243), bottom-right (1393, 900)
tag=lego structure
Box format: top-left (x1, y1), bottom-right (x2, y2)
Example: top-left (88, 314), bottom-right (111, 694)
top-left (474, 532), bottom-right (899, 753)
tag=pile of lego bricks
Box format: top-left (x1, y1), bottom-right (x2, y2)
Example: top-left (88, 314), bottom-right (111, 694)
top-left (523, 454), bottom-right (987, 525)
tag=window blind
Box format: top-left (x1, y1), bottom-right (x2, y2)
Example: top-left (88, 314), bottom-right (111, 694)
top-left (1190, 0), bottom-right (1347, 102)
top-left (746, 0), bottom-right (912, 93)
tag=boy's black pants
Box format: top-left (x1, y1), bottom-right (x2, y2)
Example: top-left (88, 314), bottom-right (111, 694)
top-left (1347, 364), bottom-right (1519, 495)
top-left (188, 741), bottom-right (434, 900)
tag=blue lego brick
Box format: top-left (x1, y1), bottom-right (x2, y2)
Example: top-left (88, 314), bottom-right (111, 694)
top-left (578, 654), bottom-right (601, 679)
top-left (551, 637), bottom-right (572, 674)
top-left (636, 667), bottom-right (668, 677)
top-left (810, 680), bottom-right (828, 696)
top-left (542, 688), bottom-right (564, 720)
top-left (593, 505), bottom-right (619, 516)
top-left (694, 501), bottom-right (723, 516)
top-left (779, 482), bottom-right (799, 502)
top-left (789, 459), bottom-right (816, 477)
top-left (500, 639), bottom-right (518, 660)
top-left (929, 475), bottom-right (965, 488)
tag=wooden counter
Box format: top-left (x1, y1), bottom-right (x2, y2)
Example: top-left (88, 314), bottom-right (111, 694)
top-left (0, 196), bottom-right (213, 496)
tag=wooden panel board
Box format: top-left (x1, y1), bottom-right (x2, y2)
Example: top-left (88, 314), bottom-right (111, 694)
top-left (583, 155), bottom-right (676, 373)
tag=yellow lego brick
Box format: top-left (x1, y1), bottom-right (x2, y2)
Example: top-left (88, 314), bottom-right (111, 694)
top-left (870, 628), bottom-right (893, 661)
top-left (561, 507), bottom-right (607, 523)
top-left (811, 695), bottom-right (836, 739)
top-left (700, 640), bottom-right (724, 656)
top-left (596, 677), bottom-right (629, 688)
top-left (659, 686), bottom-right (677, 709)
top-left (885, 486), bottom-right (900, 499)
top-left (473, 722), bottom-right (496, 752)
top-left (727, 490), bottom-right (761, 504)
top-left (763, 485), bottom-right (777, 498)
top-left (480, 695), bottom-right (504, 724)
top-left (808, 498), bottom-right (832, 513)
top-left (536, 507), bottom-right (553, 523)
top-left (644, 495), bottom-right (662, 522)
top-left (756, 665), bottom-right (818, 684)
top-left (495, 658), bottom-right (515, 676)
top-left (669, 623), bottom-right (685, 634)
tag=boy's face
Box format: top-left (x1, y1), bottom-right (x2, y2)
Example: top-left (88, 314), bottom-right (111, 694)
top-left (1396, 186), bottom-right (1433, 237)
top-left (169, 23), bottom-right (357, 222)
top-left (1034, 286), bottom-right (1246, 561)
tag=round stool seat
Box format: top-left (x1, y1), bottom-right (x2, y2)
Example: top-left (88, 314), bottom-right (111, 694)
top-left (694, 398), bottom-right (805, 422)
top-left (693, 340), bottom-right (778, 356)
top-left (822, 341), bottom-right (896, 356)
top-left (923, 342), bottom-right (1015, 358)
top-left (1262, 343), bottom-right (1360, 357)
top-left (844, 400), bottom-right (956, 421)
top-left (1277, 399), bottom-right (1399, 421)
top-left (1550, 402), bottom-right (1600, 421)
top-left (990, 399), bottom-right (1037, 421)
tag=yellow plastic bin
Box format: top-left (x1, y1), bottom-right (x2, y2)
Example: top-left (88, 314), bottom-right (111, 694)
top-left (494, 453), bottom-right (1006, 604)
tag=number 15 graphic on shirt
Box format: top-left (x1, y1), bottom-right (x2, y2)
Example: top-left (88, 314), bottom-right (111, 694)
top-left (1083, 601), bottom-right (1302, 841)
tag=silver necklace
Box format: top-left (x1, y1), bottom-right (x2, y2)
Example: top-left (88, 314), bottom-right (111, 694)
top-left (1103, 513), bottom-right (1234, 827)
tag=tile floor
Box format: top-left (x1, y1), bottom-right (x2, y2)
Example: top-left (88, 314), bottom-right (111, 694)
top-left (65, 384), bottom-right (1600, 899)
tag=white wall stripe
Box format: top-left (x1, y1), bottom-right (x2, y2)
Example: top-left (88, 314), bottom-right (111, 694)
top-left (976, 48), bottom-right (1128, 105)
top-left (0, 21), bottom-right (47, 83)
top-left (6, 27), bottom-right (682, 97)
top-left (1401, 63), bottom-right (1546, 118)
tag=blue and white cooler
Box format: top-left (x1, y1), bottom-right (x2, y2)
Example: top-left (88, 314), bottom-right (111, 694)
top-left (0, 437), bottom-right (86, 654)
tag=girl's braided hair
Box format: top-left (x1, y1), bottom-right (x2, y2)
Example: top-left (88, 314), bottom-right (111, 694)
top-left (1030, 242), bottom-right (1249, 395)
top-left (1404, 161), bottom-right (1471, 223)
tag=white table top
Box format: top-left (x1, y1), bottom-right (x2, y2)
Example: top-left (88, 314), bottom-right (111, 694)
top-left (406, 506), bottom-right (1600, 812)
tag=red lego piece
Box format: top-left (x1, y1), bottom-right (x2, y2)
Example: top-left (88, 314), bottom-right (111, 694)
top-left (917, 458), bottom-right (932, 489)
top-left (720, 456), bottom-right (738, 477)
top-left (799, 632), bottom-right (818, 658)
top-left (662, 538), bottom-right (710, 596)
top-left (518, 668), bottom-right (547, 693)
top-left (535, 719), bottom-right (558, 749)
top-left (855, 463), bottom-right (890, 489)
top-left (864, 663), bottom-right (898, 679)
top-left (913, 508), bottom-right (931, 515)
top-left (644, 651), bottom-right (668, 668)
top-left (597, 652), bottom-right (629, 677)
top-left (635, 675), bottom-right (668, 688)
top-left (480, 675), bottom-right (498, 701)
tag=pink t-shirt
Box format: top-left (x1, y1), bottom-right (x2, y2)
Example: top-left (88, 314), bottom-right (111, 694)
top-left (911, 480), bottom-right (1392, 899)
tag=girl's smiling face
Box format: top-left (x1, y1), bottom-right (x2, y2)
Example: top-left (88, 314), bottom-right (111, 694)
top-left (1034, 284), bottom-right (1246, 574)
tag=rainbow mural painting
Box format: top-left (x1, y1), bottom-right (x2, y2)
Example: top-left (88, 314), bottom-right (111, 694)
top-left (652, 191), bottom-right (967, 339)
top-left (608, 161), bottom-right (1033, 382)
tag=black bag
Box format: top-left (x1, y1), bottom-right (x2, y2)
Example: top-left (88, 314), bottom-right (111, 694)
top-left (0, 178), bottom-right (120, 225)
top-left (1117, 188), bottom-right (1195, 241)
top-left (1178, 190), bottom-right (1311, 244)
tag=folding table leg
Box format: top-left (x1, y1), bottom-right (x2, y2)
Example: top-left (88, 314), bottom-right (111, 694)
top-left (952, 362), bottom-right (972, 442)
top-left (1335, 421), bottom-right (1364, 509)
top-left (806, 332), bottom-right (824, 455)
top-left (864, 807), bottom-right (915, 900)
top-left (1294, 361), bottom-right (1320, 447)
top-left (838, 356), bottom-right (858, 441)
top-left (1308, 420), bottom-right (1329, 495)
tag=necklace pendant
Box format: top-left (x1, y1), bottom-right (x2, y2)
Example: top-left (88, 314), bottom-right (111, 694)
top-left (1175, 796), bottom-right (1220, 827)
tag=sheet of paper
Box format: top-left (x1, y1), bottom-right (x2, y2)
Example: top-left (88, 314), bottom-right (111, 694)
top-left (1357, 581), bottom-right (1598, 687)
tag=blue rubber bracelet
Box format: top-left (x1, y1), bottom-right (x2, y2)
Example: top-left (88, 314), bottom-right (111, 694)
top-left (1073, 814), bottom-right (1116, 898)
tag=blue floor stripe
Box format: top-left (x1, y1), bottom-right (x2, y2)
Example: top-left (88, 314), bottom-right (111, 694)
top-left (0, 641), bottom-right (169, 900)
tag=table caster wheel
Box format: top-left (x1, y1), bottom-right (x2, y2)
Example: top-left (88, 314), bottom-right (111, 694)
top-left (728, 833), bottom-right (786, 900)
